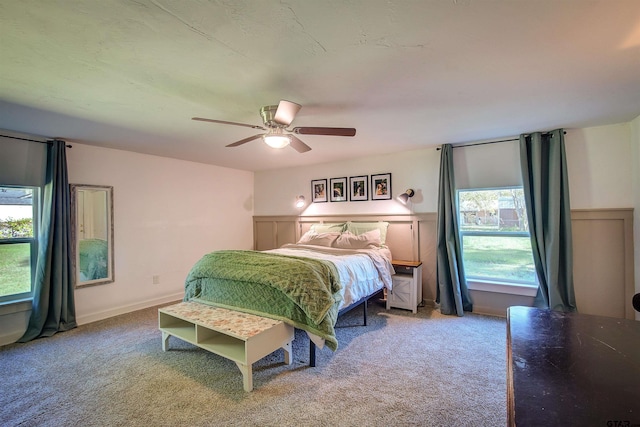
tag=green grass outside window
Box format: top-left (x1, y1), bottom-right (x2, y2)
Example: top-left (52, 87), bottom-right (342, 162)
top-left (463, 235), bottom-right (537, 283)
top-left (0, 244), bottom-right (31, 297)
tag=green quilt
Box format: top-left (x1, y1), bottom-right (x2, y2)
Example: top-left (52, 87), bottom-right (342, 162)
top-left (184, 250), bottom-right (343, 350)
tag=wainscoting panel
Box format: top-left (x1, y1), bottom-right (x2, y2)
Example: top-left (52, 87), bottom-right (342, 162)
top-left (253, 216), bottom-right (298, 251)
top-left (571, 208), bottom-right (635, 319)
top-left (418, 216), bottom-right (437, 304)
top-left (254, 209), bottom-right (635, 319)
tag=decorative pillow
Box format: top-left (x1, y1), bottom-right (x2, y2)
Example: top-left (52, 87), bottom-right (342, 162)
top-left (310, 222), bottom-right (346, 234)
top-left (345, 221), bottom-right (389, 245)
top-left (298, 231), bottom-right (341, 247)
top-left (334, 229), bottom-right (381, 249)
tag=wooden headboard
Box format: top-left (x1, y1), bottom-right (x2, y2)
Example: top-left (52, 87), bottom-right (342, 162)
top-left (253, 214), bottom-right (438, 303)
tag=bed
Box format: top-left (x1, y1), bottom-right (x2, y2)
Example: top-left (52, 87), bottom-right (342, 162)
top-left (183, 221), bottom-right (395, 365)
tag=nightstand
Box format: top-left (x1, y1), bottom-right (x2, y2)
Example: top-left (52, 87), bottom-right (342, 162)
top-left (387, 260), bottom-right (422, 313)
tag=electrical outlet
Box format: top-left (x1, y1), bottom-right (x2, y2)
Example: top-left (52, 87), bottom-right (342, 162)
top-left (152, 275), bottom-right (160, 285)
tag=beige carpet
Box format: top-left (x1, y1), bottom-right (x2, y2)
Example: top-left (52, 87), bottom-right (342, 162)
top-left (0, 300), bottom-right (507, 427)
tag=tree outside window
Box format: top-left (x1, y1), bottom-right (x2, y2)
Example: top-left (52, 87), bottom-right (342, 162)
top-left (458, 188), bottom-right (537, 285)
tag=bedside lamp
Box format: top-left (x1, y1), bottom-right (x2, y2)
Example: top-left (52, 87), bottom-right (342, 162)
top-left (295, 195), bottom-right (306, 208)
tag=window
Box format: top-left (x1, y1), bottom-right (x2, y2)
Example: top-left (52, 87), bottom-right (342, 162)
top-left (458, 187), bottom-right (537, 287)
top-left (0, 186), bottom-right (38, 302)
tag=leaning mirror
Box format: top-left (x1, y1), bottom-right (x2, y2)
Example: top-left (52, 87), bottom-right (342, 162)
top-left (70, 184), bottom-right (114, 287)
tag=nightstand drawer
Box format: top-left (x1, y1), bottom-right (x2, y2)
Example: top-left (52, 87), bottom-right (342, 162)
top-left (389, 275), bottom-right (414, 311)
top-left (392, 275), bottom-right (413, 294)
top-left (394, 265), bottom-right (414, 275)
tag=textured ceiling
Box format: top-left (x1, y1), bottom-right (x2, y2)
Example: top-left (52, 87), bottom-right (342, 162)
top-left (1, 0), bottom-right (639, 171)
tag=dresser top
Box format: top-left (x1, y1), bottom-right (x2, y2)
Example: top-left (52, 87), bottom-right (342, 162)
top-left (508, 306), bottom-right (640, 426)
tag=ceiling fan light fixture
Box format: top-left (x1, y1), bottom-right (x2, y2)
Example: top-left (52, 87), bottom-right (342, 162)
top-left (263, 134), bottom-right (290, 149)
top-left (193, 100), bottom-right (355, 153)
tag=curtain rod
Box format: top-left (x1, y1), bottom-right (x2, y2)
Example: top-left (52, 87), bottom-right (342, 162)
top-left (436, 138), bottom-right (517, 150)
top-left (436, 130), bottom-right (566, 150)
top-left (0, 133), bottom-right (72, 148)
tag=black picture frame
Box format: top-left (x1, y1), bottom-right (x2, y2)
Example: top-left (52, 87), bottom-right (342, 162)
top-left (371, 173), bottom-right (392, 200)
top-left (311, 179), bottom-right (328, 203)
top-left (330, 177), bottom-right (348, 202)
top-left (349, 175), bottom-right (368, 201)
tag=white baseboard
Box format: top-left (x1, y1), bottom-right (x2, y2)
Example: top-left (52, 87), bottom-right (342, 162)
top-left (420, 299), bottom-right (506, 318)
top-left (471, 304), bottom-right (508, 318)
top-left (76, 292), bottom-right (184, 326)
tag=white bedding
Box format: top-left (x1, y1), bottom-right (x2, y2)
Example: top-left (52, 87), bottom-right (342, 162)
top-left (266, 243), bottom-right (395, 310)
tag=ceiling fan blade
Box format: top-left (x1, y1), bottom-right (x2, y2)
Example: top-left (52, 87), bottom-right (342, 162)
top-left (289, 135), bottom-right (312, 153)
top-left (273, 100), bottom-right (302, 126)
top-left (292, 127), bottom-right (356, 137)
top-left (226, 134), bottom-right (263, 147)
top-left (192, 117), bottom-right (264, 130)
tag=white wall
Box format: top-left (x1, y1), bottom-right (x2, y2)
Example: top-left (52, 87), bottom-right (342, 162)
top-left (68, 144), bottom-right (254, 324)
top-left (1, 143), bottom-right (254, 345)
top-left (256, 124), bottom-right (635, 214)
top-left (254, 148), bottom-right (441, 215)
top-left (565, 123), bottom-right (633, 209)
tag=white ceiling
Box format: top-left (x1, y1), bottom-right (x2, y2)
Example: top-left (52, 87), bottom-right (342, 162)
top-left (1, 0), bottom-right (639, 172)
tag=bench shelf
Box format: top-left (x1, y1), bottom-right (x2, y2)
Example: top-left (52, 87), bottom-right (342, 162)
top-left (159, 301), bottom-right (294, 391)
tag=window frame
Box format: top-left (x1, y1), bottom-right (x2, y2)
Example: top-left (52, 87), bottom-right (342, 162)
top-left (0, 186), bottom-right (39, 303)
top-left (457, 186), bottom-right (538, 295)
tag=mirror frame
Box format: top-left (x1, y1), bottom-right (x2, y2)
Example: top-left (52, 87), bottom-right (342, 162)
top-left (70, 184), bottom-right (114, 288)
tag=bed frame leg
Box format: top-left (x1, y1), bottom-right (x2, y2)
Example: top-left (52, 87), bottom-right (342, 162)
top-left (309, 340), bottom-right (316, 367)
top-left (363, 299), bottom-right (368, 326)
top-left (308, 291), bottom-right (378, 367)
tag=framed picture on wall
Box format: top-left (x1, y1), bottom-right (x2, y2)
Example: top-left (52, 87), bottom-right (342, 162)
top-left (349, 175), bottom-right (368, 201)
top-left (311, 179), bottom-right (328, 203)
top-left (371, 173), bottom-right (392, 200)
top-left (330, 177), bottom-right (348, 202)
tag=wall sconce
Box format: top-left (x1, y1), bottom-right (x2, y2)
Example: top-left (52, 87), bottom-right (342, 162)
top-left (397, 189), bottom-right (415, 205)
top-left (295, 195), bottom-right (306, 208)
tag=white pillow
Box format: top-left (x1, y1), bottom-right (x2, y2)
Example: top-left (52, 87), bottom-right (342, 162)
top-left (298, 231), bottom-right (340, 247)
top-left (345, 221), bottom-right (389, 245)
top-left (310, 223), bottom-right (346, 234)
top-left (334, 229), bottom-right (381, 249)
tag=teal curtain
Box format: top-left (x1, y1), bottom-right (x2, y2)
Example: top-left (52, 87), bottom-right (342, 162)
top-left (520, 130), bottom-right (576, 312)
top-left (19, 140), bottom-right (76, 342)
top-left (436, 144), bottom-right (472, 316)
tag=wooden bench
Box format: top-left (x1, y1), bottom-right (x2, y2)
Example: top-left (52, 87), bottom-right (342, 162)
top-left (159, 301), bottom-right (294, 391)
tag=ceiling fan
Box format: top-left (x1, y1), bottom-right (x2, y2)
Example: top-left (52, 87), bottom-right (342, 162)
top-left (192, 100), bottom-right (356, 153)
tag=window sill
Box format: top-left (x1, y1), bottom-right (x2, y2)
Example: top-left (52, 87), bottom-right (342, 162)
top-left (467, 279), bottom-right (538, 297)
top-left (0, 298), bottom-right (33, 316)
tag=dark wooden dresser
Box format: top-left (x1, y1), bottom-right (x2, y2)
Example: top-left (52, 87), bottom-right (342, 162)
top-left (507, 306), bottom-right (640, 427)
